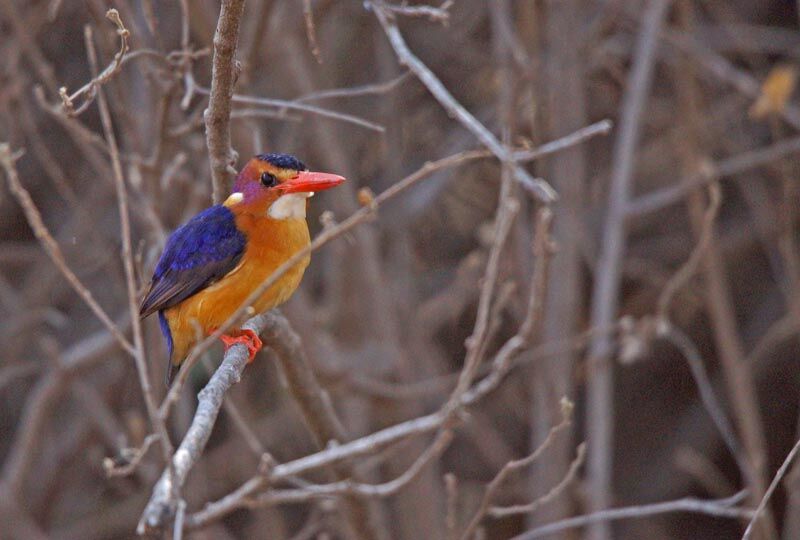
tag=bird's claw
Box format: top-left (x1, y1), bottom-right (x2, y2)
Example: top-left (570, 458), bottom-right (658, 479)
top-left (220, 329), bottom-right (263, 363)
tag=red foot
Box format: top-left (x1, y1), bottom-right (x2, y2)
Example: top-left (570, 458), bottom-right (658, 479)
top-left (219, 329), bottom-right (263, 363)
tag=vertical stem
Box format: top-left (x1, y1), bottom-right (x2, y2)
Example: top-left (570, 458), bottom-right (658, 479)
top-left (84, 24), bottom-right (174, 468)
top-left (205, 0), bottom-right (246, 203)
top-left (584, 2), bottom-right (671, 539)
top-left (531, 0), bottom-right (587, 531)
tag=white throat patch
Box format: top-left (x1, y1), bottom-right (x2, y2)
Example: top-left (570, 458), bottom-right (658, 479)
top-left (268, 192), bottom-right (314, 219)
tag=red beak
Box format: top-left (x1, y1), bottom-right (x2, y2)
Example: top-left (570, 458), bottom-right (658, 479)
top-left (278, 171), bottom-right (345, 194)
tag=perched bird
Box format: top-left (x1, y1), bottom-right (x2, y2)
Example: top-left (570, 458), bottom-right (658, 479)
top-left (139, 153), bottom-right (344, 385)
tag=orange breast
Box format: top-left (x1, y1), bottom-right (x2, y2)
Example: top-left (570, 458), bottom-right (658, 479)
top-left (163, 214), bottom-right (310, 363)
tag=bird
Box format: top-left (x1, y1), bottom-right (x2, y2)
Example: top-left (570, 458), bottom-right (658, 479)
top-left (139, 153), bottom-right (345, 386)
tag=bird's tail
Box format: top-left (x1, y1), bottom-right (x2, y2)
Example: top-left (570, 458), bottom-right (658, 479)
top-left (158, 311), bottom-right (177, 386)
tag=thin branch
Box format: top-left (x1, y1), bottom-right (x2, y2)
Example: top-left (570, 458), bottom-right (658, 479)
top-left (200, 355), bottom-right (265, 457)
top-left (382, 1), bottom-right (453, 24)
top-left (626, 134), bottom-right (800, 217)
top-left (243, 430), bottom-right (453, 506)
top-left (743, 436), bottom-right (800, 539)
top-left (446, 195), bottom-right (519, 411)
top-left (59, 9), bottom-right (129, 116)
top-left (302, 0), bottom-right (323, 64)
top-left (459, 398), bottom-right (573, 539)
top-left (489, 442), bottom-right (586, 518)
top-left (512, 119), bottom-right (613, 162)
top-left (173, 499), bottom-right (187, 540)
top-left (294, 72), bottom-right (411, 103)
top-left (0, 324), bottom-right (127, 500)
top-left (658, 324), bottom-right (752, 494)
top-left (195, 86), bottom-right (387, 133)
top-left (259, 311), bottom-right (348, 445)
top-left (103, 434), bottom-right (161, 478)
top-left (204, 0), bottom-right (246, 203)
top-left (240, 312), bottom-right (383, 540)
top-left (656, 182), bottom-right (721, 318)
top-left (510, 491), bottom-right (753, 540)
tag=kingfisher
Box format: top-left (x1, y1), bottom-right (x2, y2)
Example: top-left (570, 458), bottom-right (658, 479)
top-left (139, 153), bottom-right (344, 385)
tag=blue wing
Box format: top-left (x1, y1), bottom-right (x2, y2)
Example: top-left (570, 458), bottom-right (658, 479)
top-left (139, 205), bottom-right (247, 318)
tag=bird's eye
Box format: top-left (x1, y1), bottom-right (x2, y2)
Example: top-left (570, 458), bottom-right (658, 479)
top-left (260, 172), bottom-right (278, 187)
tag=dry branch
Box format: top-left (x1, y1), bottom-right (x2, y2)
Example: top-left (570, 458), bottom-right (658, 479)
top-left (205, 0), bottom-right (246, 203)
top-left (459, 398), bottom-right (574, 539)
top-left (138, 315), bottom-right (262, 533)
top-left (59, 9), bottom-right (129, 116)
top-left (511, 491), bottom-right (754, 540)
top-left (743, 436), bottom-right (800, 539)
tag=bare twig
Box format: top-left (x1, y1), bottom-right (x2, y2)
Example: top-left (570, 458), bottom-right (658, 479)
top-left (0, 324), bottom-right (127, 500)
top-left (243, 430), bottom-right (453, 505)
top-left (204, 0), bottom-right (246, 203)
top-left (200, 355), bottom-right (265, 457)
top-left (295, 72), bottom-right (412, 102)
top-left (511, 491), bottom-right (753, 540)
top-left (512, 119), bottom-right (613, 161)
top-left (59, 9), bottom-right (129, 116)
top-left (0, 0), bottom-right (58, 90)
top-left (446, 195), bottom-right (519, 411)
top-left (259, 311), bottom-right (347, 445)
top-left (173, 499), bottom-right (187, 540)
top-left (627, 134), bottom-right (800, 217)
top-left (459, 398), bottom-right (573, 539)
top-left (489, 442), bottom-right (586, 518)
top-left (103, 434), bottom-right (161, 477)
top-left (743, 436), bottom-right (800, 539)
top-left (656, 182), bottom-right (721, 318)
top-left (259, 312), bottom-right (382, 540)
top-left (302, 0), bottom-right (323, 64)
top-left (382, 1), bottom-right (453, 24)
top-left (195, 86), bottom-right (387, 132)
top-left (658, 324), bottom-right (750, 488)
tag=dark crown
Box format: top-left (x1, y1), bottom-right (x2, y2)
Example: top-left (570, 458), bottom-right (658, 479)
top-left (256, 153), bottom-right (307, 172)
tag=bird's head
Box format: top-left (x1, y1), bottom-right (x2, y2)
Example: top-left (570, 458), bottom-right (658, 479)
top-left (224, 153), bottom-right (345, 219)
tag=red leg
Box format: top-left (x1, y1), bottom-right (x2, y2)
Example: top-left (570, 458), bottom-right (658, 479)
top-left (219, 329), bottom-right (263, 363)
